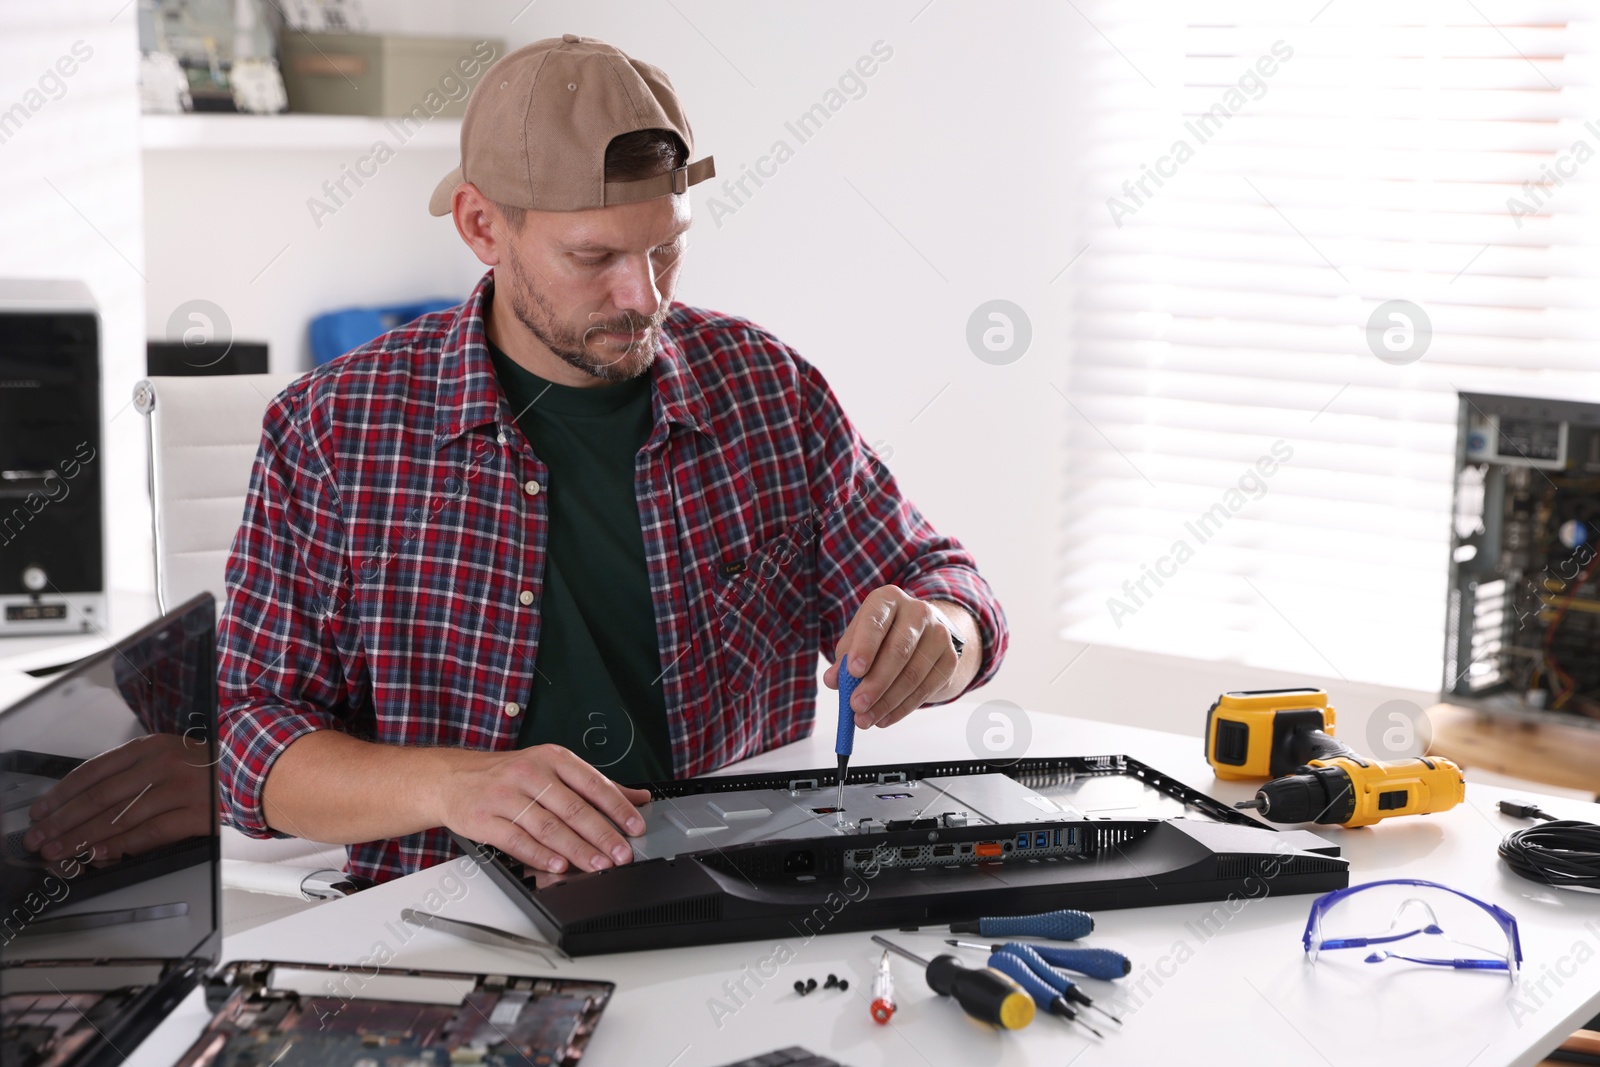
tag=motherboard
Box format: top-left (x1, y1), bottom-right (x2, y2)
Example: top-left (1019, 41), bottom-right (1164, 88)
top-left (178, 965), bottom-right (612, 1067)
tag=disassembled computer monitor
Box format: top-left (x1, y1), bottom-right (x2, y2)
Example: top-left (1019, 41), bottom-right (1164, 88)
top-left (460, 755), bottom-right (1350, 956)
top-left (1446, 390), bottom-right (1600, 727)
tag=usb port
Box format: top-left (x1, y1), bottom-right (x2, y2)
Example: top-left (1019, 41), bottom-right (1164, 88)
top-left (932, 844), bottom-right (954, 858)
top-left (1034, 831), bottom-right (1049, 848)
top-left (1052, 829), bottom-right (1062, 847)
top-left (1016, 832), bottom-right (1030, 849)
top-left (974, 842), bottom-right (1002, 858)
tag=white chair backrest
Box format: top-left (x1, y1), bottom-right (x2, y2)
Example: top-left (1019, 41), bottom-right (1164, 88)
top-left (134, 374), bottom-right (303, 614)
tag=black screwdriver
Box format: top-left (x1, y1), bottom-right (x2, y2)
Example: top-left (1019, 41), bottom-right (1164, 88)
top-left (871, 935), bottom-right (1035, 1030)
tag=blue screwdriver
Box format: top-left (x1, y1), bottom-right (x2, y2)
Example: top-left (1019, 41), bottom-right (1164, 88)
top-left (835, 654), bottom-right (860, 818)
top-left (950, 907), bottom-right (1094, 941)
top-left (986, 952), bottom-right (1104, 1038)
top-left (984, 943), bottom-right (1123, 1026)
top-left (946, 939), bottom-right (1131, 982)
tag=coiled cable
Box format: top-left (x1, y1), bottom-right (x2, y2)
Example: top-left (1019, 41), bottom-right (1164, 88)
top-left (1498, 799), bottom-right (1600, 892)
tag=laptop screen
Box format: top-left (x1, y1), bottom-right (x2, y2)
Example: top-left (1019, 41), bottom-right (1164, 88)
top-left (0, 593), bottom-right (220, 977)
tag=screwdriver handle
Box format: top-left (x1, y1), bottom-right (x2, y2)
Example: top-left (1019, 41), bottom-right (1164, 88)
top-left (925, 955), bottom-right (1036, 1030)
top-left (987, 952), bottom-right (1069, 1015)
top-left (1001, 944), bottom-right (1075, 995)
top-left (956, 908), bottom-right (1094, 941)
top-left (835, 654), bottom-right (858, 756)
top-left (1026, 943), bottom-right (1131, 981)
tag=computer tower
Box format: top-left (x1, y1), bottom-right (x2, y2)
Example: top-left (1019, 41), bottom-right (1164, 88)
top-left (1444, 390), bottom-right (1600, 727)
top-left (0, 279), bottom-right (106, 635)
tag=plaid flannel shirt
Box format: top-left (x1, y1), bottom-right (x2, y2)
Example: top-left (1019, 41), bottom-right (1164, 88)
top-left (217, 270), bottom-right (1009, 885)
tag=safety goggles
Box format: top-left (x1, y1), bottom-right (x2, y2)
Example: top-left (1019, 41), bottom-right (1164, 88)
top-left (1302, 878), bottom-right (1522, 979)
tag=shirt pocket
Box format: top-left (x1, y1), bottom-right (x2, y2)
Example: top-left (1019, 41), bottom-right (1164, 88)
top-left (713, 531), bottom-right (810, 695)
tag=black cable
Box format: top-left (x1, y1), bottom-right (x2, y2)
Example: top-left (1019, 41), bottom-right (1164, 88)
top-left (1498, 800), bottom-right (1600, 891)
top-left (1498, 799), bottom-right (1556, 821)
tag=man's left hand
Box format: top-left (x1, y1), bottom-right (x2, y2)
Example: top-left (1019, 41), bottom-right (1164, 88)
top-left (823, 586), bottom-right (980, 729)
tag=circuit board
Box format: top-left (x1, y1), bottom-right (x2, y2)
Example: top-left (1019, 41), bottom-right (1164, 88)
top-left (177, 967), bottom-right (613, 1067)
top-left (630, 772), bottom-right (1089, 861)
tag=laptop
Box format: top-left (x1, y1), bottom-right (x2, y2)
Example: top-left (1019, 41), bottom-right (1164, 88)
top-left (0, 593), bottom-right (613, 1067)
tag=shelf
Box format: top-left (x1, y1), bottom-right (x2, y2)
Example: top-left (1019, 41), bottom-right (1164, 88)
top-left (141, 112), bottom-right (461, 152)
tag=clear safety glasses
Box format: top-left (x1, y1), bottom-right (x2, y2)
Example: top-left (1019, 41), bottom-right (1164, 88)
top-left (1302, 878), bottom-right (1523, 979)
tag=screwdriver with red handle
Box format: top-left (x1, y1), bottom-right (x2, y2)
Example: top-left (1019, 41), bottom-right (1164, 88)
top-left (869, 949), bottom-right (896, 1024)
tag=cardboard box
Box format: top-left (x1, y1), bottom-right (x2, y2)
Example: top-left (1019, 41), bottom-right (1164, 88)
top-left (278, 33), bottom-right (503, 118)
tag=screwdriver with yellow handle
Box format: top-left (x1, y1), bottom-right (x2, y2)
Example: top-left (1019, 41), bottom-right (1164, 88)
top-left (871, 935), bottom-right (1035, 1031)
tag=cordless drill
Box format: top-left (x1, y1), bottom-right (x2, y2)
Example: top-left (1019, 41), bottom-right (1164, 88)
top-left (1204, 688), bottom-right (1465, 828)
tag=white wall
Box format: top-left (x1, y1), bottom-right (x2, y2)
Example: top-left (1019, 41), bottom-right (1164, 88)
top-left (142, 135), bottom-right (484, 371)
top-left (1, 5), bottom-right (147, 628)
top-left (141, 0), bottom-right (1088, 716)
top-left (1, 0), bottom-right (1454, 746)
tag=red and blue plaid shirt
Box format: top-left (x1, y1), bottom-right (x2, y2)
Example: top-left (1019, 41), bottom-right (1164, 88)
top-left (217, 270), bottom-right (1009, 885)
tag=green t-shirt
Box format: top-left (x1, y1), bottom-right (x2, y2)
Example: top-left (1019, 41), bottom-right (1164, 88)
top-left (486, 335), bottom-right (673, 784)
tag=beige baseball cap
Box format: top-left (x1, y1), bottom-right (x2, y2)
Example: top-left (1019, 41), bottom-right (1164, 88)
top-left (428, 33), bottom-right (715, 216)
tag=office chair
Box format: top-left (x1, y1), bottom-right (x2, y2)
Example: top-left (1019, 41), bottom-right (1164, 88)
top-left (134, 374), bottom-right (353, 921)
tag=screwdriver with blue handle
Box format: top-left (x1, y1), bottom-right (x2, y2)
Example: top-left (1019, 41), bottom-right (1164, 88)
top-left (946, 939), bottom-right (1132, 982)
top-left (950, 907), bottom-right (1094, 941)
top-left (986, 952), bottom-right (1104, 1038)
top-left (835, 654), bottom-right (860, 818)
top-left (984, 943), bottom-right (1122, 1026)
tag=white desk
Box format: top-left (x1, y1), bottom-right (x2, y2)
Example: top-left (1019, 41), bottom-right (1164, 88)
top-left (125, 703), bottom-right (1600, 1067)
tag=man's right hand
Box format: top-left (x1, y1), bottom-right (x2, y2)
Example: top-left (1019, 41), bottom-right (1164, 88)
top-left (433, 744), bottom-right (651, 874)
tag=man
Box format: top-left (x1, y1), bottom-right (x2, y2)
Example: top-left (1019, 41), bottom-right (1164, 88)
top-left (217, 34), bottom-right (1008, 886)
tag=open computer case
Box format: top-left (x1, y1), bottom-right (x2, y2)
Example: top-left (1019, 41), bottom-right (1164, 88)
top-left (1445, 389), bottom-right (1600, 728)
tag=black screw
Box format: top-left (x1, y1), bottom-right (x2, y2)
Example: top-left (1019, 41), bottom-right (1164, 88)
top-left (805, 977), bottom-right (818, 993)
top-left (838, 979), bottom-right (849, 991)
top-left (794, 980), bottom-right (807, 996)
top-left (824, 974), bottom-right (838, 989)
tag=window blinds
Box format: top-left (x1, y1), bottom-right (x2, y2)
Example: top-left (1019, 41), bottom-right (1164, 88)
top-left (1062, 1), bottom-right (1600, 690)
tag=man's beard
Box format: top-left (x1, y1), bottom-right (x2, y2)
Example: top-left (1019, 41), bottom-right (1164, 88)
top-left (500, 240), bottom-right (663, 384)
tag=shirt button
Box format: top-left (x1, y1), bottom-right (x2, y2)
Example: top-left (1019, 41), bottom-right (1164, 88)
top-left (518, 589), bottom-right (534, 606)
top-left (497, 432), bottom-right (507, 444)
top-left (524, 479), bottom-right (541, 496)
top-left (504, 701), bottom-right (521, 717)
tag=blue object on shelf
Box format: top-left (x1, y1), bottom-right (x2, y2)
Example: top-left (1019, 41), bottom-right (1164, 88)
top-left (310, 298), bottom-right (459, 365)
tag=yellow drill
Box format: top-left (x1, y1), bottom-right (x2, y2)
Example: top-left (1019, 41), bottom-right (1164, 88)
top-left (1204, 688), bottom-right (1465, 828)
